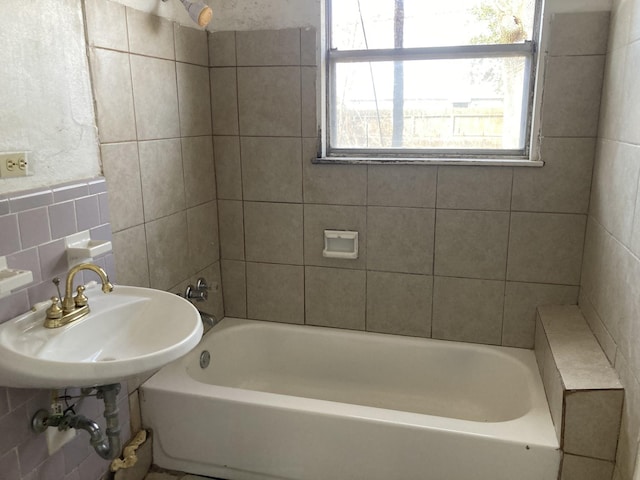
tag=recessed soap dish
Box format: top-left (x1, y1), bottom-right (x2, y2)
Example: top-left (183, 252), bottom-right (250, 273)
top-left (65, 230), bottom-right (112, 268)
top-left (0, 256), bottom-right (33, 298)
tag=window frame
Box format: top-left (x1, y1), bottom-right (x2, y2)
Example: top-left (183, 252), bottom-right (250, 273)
top-left (322, 0), bottom-right (543, 163)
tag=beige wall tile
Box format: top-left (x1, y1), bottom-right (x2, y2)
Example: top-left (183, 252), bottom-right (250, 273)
top-left (244, 202), bottom-right (303, 264)
top-left (512, 137), bottom-right (596, 214)
top-left (187, 201), bottom-right (219, 272)
top-left (213, 136), bottom-right (243, 200)
top-left (564, 390), bottom-right (624, 461)
top-left (614, 350), bottom-right (640, 480)
top-left (182, 136), bottom-right (216, 208)
top-left (218, 200), bottom-right (245, 260)
top-left (221, 260), bottom-right (246, 317)
top-left (145, 212), bottom-right (189, 290)
top-left (112, 225), bottom-right (149, 287)
top-left (436, 166), bottom-right (512, 211)
top-left (599, 47), bottom-right (627, 142)
top-left (503, 282), bottom-right (579, 348)
top-left (534, 315), bottom-right (550, 376)
top-left (366, 271), bottom-right (432, 337)
top-left (549, 12), bottom-right (610, 56)
top-left (101, 142), bottom-right (143, 232)
top-left (130, 55), bottom-right (180, 140)
top-left (246, 262), bottom-right (304, 324)
top-left (301, 28), bottom-right (317, 66)
top-left (209, 31), bottom-right (236, 67)
top-left (84, 0), bottom-right (128, 51)
top-left (608, 0), bottom-right (632, 52)
top-left (174, 24), bottom-right (208, 66)
top-left (432, 276), bottom-right (504, 345)
top-left (368, 165), bottom-right (437, 208)
top-left (434, 209), bottom-right (510, 280)
top-left (177, 63), bottom-right (212, 137)
top-left (305, 266), bottom-right (365, 330)
top-left (126, 7), bottom-right (175, 60)
top-left (591, 140), bottom-right (640, 245)
top-left (241, 137), bottom-right (302, 202)
top-left (542, 345), bottom-right (564, 442)
top-left (138, 139), bottom-right (185, 221)
top-left (237, 66), bottom-right (301, 136)
top-left (301, 66), bottom-right (318, 137)
top-left (210, 68), bottom-right (239, 135)
top-left (620, 41), bottom-right (640, 145)
top-left (303, 147), bottom-right (367, 205)
top-left (507, 213), bottom-right (586, 285)
top-left (541, 55), bottom-right (606, 137)
top-left (236, 29), bottom-right (300, 66)
top-left (89, 49), bottom-right (136, 143)
top-left (578, 291), bottom-right (618, 364)
top-left (367, 207), bottom-right (434, 275)
top-left (303, 204), bottom-right (367, 269)
top-left (561, 454), bottom-right (614, 480)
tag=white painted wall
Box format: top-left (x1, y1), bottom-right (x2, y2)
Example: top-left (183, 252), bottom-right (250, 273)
top-left (111, 0), bottom-right (320, 31)
top-left (0, 0), bottom-right (101, 194)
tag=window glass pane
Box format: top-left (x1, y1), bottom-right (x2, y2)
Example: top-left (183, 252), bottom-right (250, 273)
top-left (332, 57), bottom-right (528, 151)
top-left (331, 0), bottom-right (536, 50)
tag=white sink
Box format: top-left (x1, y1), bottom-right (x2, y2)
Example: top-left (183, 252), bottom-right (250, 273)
top-left (0, 283), bottom-right (203, 388)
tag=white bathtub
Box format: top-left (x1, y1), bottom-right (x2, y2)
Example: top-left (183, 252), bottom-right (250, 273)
top-left (141, 318), bottom-right (560, 480)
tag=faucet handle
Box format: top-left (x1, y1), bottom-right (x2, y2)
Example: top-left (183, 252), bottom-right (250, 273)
top-left (45, 297), bottom-right (63, 320)
top-left (74, 285), bottom-right (88, 308)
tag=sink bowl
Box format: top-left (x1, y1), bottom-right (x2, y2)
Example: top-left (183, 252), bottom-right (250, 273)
top-left (0, 283), bottom-right (203, 388)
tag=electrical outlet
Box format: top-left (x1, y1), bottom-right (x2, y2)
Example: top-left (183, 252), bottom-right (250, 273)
top-left (0, 152), bottom-right (29, 178)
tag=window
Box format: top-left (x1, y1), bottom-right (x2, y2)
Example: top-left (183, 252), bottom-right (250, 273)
top-left (325, 0), bottom-right (542, 161)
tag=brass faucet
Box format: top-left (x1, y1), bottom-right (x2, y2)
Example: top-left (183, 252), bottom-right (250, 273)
top-left (44, 263), bottom-right (114, 328)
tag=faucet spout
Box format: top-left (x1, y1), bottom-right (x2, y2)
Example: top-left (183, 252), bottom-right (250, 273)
top-left (62, 263), bottom-right (113, 314)
top-left (44, 263), bottom-right (113, 328)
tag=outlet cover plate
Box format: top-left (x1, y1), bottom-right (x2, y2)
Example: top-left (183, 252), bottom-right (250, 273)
top-left (0, 152), bottom-right (29, 178)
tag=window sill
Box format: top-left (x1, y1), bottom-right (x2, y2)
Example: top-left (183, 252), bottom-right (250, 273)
top-left (314, 157), bottom-right (545, 167)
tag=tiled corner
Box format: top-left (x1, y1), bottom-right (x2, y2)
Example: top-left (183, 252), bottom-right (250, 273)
top-left (213, 136), bottom-right (243, 200)
top-left (209, 31), bottom-right (236, 67)
top-left (218, 200), bottom-right (245, 261)
top-left (174, 24), bottom-right (208, 66)
top-left (176, 63), bottom-right (212, 137)
top-left (210, 68), bottom-right (240, 136)
top-left (221, 260), bottom-right (247, 318)
top-left (507, 213), bottom-right (586, 285)
top-left (130, 55), bottom-right (180, 140)
top-left (181, 136), bottom-right (216, 208)
top-left (560, 454), bottom-right (614, 480)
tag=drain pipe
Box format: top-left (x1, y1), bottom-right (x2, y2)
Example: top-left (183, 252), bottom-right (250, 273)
top-left (31, 383), bottom-right (122, 460)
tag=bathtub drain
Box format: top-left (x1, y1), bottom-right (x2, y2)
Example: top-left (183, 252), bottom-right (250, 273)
top-left (200, 351), bottom-right (210, 369)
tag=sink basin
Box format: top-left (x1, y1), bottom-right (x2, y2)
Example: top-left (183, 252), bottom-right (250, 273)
top-left (0, 283), bottom-right (203, 388)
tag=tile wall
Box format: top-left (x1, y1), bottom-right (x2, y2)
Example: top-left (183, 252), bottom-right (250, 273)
top-left (211, 12), bottom-right (608, 349)
top-left (0, 178), bottom-right (132, 479)
top-left (579, 1), bottom-right (640, 479)
top-left (84, 0), bottom-right (224, 319)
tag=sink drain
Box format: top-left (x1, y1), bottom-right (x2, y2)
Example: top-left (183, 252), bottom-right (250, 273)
top-left (199, 350), bottom-right (210, 369)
